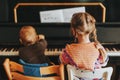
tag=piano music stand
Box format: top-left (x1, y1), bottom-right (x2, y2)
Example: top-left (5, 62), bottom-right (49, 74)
top-left (13, 2), bottom-right (106, 23)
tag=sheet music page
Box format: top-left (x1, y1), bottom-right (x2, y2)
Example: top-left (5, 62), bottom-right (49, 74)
top-left (39, 10), bottom-right (64, 23)
top-left (63, 7), bottom-right (86, 23)
top-left (39, 7), bottom-right (85, 23)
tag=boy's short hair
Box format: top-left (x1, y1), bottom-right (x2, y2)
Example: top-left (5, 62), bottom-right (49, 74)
top-left (19, 26), bottom-right (37, 46)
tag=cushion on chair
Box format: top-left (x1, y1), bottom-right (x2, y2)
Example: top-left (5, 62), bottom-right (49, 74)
top-left (23, 65), bottom-right (41, 77)
top-left (19, 59), bottom-right (48, 77)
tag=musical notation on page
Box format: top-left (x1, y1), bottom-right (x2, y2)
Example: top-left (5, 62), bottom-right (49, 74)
top-left (39, 7), bottom-right (85, 23)
top-left (40, 10), bottom-right (64, 23)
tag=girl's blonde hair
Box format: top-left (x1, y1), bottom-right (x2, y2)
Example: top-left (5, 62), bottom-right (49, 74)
top-left (71, 12), bottom-right (98, 43)
top-left (19, 26), bottom-right (38, 46)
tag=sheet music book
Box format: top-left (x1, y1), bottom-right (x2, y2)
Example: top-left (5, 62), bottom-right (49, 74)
top-left (39, 7), bottom-right (85, 23)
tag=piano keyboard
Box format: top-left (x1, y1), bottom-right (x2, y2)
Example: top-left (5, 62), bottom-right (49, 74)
top-left (105, 47), bottom-right (120, 56)
top-left (0, 48), bottom-right (120, 56)
top-left (0, 48), bottom-right (63, 56)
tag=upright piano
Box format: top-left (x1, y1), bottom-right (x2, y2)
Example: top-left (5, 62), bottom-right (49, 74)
top-left (0, 22), bottom-right (120, 80)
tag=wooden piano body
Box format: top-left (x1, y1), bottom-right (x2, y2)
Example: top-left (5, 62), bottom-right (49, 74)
top-left (0, 23), bottom-right (120, 80)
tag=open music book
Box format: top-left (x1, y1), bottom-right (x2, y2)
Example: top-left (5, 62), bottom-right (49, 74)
top-left (39, 7), bottom-right (85, 23)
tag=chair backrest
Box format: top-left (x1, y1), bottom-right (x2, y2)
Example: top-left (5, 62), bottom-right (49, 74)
top-left (67, 64), bottom-right (113, 80)
top-left (3, 58), bottom-right (65, 80)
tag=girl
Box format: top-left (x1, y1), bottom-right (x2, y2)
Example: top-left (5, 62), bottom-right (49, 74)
top-left (60, 12), bottom-right (108, 71)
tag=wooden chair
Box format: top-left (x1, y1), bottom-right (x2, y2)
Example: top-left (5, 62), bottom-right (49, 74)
top-left (3, 58), bottom-right (65, 80)
top-left (67, 64), bottom-right (113, 80)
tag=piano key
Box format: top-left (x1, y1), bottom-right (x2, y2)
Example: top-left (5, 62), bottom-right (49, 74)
top-left (105, 48), bottom-right (109, 52)
top-left (0, 47), bottom-right (120, 56)
top-left (113, 48), bottom-right (117, 51)
top-left (116, 48), bottom-right (120, 51)
top-left (0, 48), bottom-right (5, 51)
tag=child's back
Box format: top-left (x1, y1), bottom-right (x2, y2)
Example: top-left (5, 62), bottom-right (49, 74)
top-left (19, 25), bottom-right (51, 65)
top-left (60, 12), bottom-right (108, 71)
